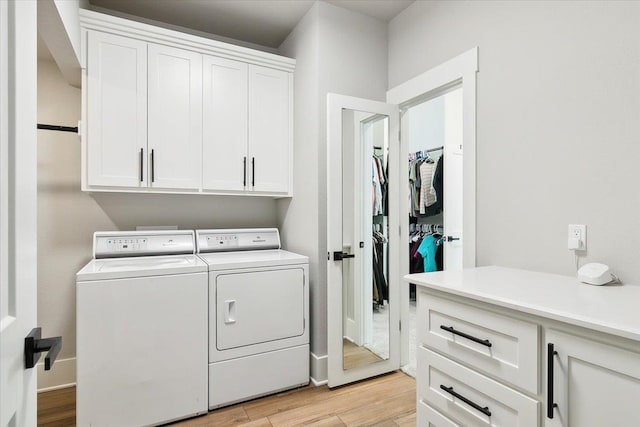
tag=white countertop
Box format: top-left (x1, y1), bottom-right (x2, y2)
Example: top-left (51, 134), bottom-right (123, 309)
top-left (405, 266), bottom-right (640, 343)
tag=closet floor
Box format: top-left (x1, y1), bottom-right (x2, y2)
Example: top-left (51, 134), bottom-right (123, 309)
top-left (37, 371), bottom-right (416, 427)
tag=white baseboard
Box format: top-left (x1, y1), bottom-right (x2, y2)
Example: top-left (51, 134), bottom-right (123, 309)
top-left (37, 356), bottom-right (76, 392)
top-left (309, 352), bottom-right (328, 386)
top-left (38, 354), bottom-right (328, 391)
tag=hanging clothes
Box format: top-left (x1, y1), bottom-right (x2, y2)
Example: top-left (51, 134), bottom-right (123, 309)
top-left (433, 154), bottom-right (444, 213)
top-left (409, 150), bottom-right (443, 218)
top-left (435, 241), bottom-right (444, 271)
top-left (419, 160), bottom-right (437, 214)
top-left (372, 156), bottom-right (386, 216)
top-left (372, 230), bottom-right (388, 304)
top-left (416, 234), bottom-right (438, 273)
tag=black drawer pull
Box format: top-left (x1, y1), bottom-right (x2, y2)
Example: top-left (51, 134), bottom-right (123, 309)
top-left (547, 343), bottom-right (558, 419)
top-left (440, 325), bottom-right (492, 347)
top-left (251, 157), bottom-right (255, 187)
top-left (243, 156), bottom-right (247, 187)
top-left (151, 149), bottom-right (155, 183)
top-left (440, 385), bottom-right (491, 417)
top-left (139, 148), bottom-right (144, 182)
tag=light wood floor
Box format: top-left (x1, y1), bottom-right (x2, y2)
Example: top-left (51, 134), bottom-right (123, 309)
top-left (38, 371), bottom-right (416, 426)
top-left (343, 339), bottom-right (384, 370)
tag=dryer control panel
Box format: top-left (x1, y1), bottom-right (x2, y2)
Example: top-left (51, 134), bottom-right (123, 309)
top-left (196, 228), bottom-right (280, 253)
top-left (94, 230), bottom-right (195, 258)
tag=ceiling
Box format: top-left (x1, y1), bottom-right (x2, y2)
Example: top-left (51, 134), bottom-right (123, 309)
top-left (88, 0), bottom-right (414, 48)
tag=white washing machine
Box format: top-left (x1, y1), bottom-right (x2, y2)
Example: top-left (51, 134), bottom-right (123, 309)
top-left (76, 230), bottom-right (208, 427)
top-left (196, 228), bottom-right (309, 409)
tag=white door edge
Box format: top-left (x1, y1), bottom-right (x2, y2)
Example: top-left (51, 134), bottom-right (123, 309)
top-left (0, 1), bottom-right (38, 425)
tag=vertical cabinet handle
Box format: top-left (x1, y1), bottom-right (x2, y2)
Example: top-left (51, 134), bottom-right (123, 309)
top-left (252, 157), bottom-right (255, 187)
top-left (547, 343), bottom-right (558, 419)
top-left (243, 156), bottom-right (247, 187)
top-left (151, 149), bottom-right (155, 183)
top-left (139, 148), bottom-right (144, 182)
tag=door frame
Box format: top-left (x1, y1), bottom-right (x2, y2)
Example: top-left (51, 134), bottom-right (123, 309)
top-left (386, 47), bottom-right (479, 367)
top-left (327, 94), bottom-right (400, 387)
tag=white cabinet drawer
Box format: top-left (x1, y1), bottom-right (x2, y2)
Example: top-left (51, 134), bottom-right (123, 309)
top-left (419, 401), bottom-right (462, 426)
top-left (418, 292), bottom-right (539, 393)
top-left (418, 347), bottom-right (539, 427)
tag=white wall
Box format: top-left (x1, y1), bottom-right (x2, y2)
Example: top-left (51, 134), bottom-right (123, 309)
top-left (389, 1), bottom-right (640, 283)
top-left (37, 0), bottom-right (88, 86)
top-left (37, 58), bottom-right (277, 390)
top-left (408, 95), bottom-right (445, 153)
top-left (277, 2), bottom-right (321, 371)
top-left (277, 1), bottom-right (387, 380)
top-left (37, 59), bottom-right (115, 390)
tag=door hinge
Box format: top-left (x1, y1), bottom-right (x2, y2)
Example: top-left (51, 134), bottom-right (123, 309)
top-left (399, 320), bottom-right (402, 331)
top-left (327, 251), bottom-right (330, 260)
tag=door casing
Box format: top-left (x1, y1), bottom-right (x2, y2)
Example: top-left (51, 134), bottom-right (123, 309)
top-left (387, 47), bottom-right (479, 367)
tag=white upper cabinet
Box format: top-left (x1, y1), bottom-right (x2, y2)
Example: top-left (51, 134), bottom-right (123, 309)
top-left (248, 65), bottom-right (291, 193)
top-left (202, 56), bottom-right (248, 192)
top-left (87, 31), bottom-right (147, 188)
top-left (80, 10), bottom-right (294, 197)
top-left (148, 44), bottom-right (202, 190)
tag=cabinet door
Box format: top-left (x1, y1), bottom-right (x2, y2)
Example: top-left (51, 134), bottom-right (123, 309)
top-left (148, 44), bottom-right (202, 190)
top-left (248, 65), bottom-right (291, 193)
top-left (87, 31), bottom-right (147, 188)
top-left (546, 330), bottom-right (640, 427)
top-left (202, 56), bottom-right (248, 191)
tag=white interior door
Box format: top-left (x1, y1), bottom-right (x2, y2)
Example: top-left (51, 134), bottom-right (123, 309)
top-left (327, 93), bottom-right (400, 387)
top-left (0, 1), bottom-right (38, 425)
top-left (443, 88), bottom-right (464, 270)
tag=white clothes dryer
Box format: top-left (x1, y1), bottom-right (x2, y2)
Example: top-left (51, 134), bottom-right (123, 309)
top-left (76, 230), bottom-right (208, 427)
top-left (196, 228), bottom-right (309, 409)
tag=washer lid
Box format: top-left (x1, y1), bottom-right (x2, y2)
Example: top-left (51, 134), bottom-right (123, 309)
top-left (197, 249), bottom-right (308, 271)
top-left (76, 254), bottom-right (207, 281)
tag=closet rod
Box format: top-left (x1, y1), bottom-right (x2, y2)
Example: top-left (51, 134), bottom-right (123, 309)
top-left (424, 146), bottom-right (444, 153)
top-left (37, 124), bottom-right (78, 133)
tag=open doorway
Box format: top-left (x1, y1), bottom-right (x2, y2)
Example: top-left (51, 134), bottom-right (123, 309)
top-left (386, 46), bottom-right (478, 379)
top-left (402, 86), bottom-right (463, 377)
top-left (328, 48), bottom-right (477, 387)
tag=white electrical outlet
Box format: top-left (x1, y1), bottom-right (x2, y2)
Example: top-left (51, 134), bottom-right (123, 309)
top-left (568, 224), bottom-right (586, 250)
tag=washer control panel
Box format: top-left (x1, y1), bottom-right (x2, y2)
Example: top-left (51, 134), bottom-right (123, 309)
top-left (196, 228), bottom-right (280, 253)
top-left (94, 231), bottom-right (195, 258)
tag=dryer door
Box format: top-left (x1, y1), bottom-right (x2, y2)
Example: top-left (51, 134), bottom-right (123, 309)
top-left (215, 268), bottom-right (305, 350)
